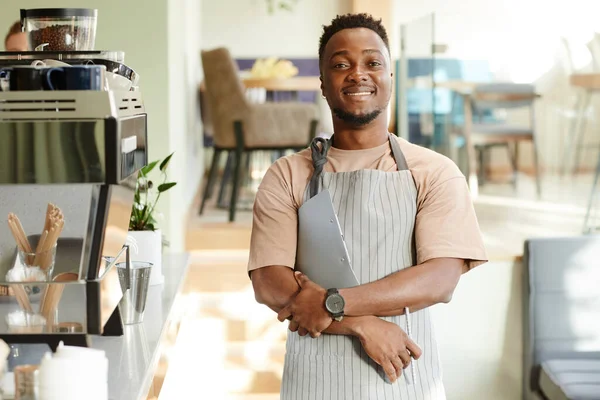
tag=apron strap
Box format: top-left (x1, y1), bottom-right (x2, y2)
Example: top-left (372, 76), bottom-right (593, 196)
top-left (308, 136), bottom-right (330, 198)
top-left (388, 133), bottom-right (409, 171)
top-left (307, 134), bottom-right (409, 198)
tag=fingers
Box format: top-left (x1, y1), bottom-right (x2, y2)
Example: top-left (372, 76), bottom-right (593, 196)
top-left (398, 350), bottom-right (411, 368)
top-left (292, 323), bottom-right (322, 338)
top-left (291, 322), bottom-right (319, 339)
top-left (383, 361), bottom-right (397, 383)
top-left (288, 320), bottom-right (299, 332)
top-left (406, 338), bottom-right (422, 360)
top-left (390, 356), bottom-right (404, 377)
top-left (277, 305), bottom-right (292, 323)
top-left (288, 321), bottom-right (322, 338)
top-left (294, 271), bottom-right (309, 287)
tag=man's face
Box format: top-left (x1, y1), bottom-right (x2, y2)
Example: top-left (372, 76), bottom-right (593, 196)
top-left (5, 32), bottom-right (28, 52)
top-left (320, 28), bottom-right (392, 127)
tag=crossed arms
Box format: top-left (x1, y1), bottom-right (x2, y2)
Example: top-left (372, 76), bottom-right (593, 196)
top-left (250, 258), bottom-right (464, 382)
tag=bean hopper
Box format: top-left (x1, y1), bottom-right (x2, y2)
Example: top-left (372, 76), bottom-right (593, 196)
top-left (0, 8), bottom-right (147, 350)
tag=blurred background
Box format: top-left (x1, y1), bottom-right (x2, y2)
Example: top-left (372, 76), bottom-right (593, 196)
top-left (3, 0), bottom-right (600, 399)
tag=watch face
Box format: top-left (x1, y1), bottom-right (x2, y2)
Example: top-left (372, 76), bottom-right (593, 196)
top-left (326, 293), bottom-right (345, 314)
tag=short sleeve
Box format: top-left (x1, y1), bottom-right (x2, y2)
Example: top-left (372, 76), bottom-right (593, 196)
top-left (247, 164), bottom-right (298, 274)
top-left (414, 176), bottom-right (488, 270)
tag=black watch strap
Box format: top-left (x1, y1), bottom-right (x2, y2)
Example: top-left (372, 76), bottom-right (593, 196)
top-left (327, 288), bottom-right (339, 296)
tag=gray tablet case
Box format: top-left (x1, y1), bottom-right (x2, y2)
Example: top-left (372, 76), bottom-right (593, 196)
top-left (296, 189), bottom-right (360, 289)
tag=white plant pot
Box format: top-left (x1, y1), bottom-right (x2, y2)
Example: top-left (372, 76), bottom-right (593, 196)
top-left (126, 229), bottom-right (164, 286)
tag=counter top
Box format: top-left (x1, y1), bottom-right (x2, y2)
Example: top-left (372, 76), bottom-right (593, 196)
top-left (1, 253), bottom-right (189, 400)
top-left (92, 253), bottom-right (189, 400)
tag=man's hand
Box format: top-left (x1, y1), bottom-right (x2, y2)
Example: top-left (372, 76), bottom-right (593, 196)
top-left (277, 272), bottom-right (333, 337)
top-left (288, 320), bottom-right (309, 337)
top-left (355, 316), bottom-right (422, 383)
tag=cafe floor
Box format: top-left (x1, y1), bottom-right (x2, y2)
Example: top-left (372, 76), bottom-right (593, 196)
top-left (155, 171), bottom-right (596, 399)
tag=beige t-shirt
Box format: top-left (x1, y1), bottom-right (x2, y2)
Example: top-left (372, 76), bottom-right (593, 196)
top-left (248, 135), bottom-right (488, 273)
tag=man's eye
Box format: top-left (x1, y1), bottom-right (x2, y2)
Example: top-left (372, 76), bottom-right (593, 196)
top-left (369, 61), bottom-right (382, 67)
top-left (334, 63), bottom-right (348, 69)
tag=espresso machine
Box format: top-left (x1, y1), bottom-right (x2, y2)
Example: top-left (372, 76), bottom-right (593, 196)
top-left (0, 49), bottom-right (147, 349)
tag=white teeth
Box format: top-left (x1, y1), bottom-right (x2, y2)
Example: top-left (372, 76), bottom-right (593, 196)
top-left (346, 92), bottom-right (372, 96)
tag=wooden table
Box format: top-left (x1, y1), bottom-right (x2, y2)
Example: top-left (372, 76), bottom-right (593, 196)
top-left (570, 73), bottom-right (600, 90)
top-left (199, 76), bottom-right (321, 96)
top-left (434, 80), bottom-right (479, 93)
top-left (241, 76), bottom-right (321, 91)
top-left (242, 76), bottom-right (321, 101)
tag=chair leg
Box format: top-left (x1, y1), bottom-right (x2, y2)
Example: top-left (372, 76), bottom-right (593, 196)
top-left (199, 149), bottom-right (222, 215)
top-left (560, 92), bottom-right (584, 177)
top-left (243, 152), bottom-right (252, 186)
top-left (572, 91), bottom-right (592, 176)
top-left (583, 152), bottom-right (600, 233)
top-left (217, 152), bottom-right (233, 208)
top-left (229, 149), bottom-right (243, 222)
top-left (229, 120), bottom-right (246, 222)
top-left (532, 140), bottom-right (542, 199)
top-left (477, 146), bottom-right (485, 184)
top-left (508, 142), bottom-right (518, 189)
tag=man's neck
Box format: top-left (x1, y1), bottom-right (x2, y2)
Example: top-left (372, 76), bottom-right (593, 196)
top-left (331, 117), bottom-right (389, 150)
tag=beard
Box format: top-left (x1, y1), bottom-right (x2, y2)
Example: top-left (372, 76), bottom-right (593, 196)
top-left (332, 106), bottom-right (384, 127)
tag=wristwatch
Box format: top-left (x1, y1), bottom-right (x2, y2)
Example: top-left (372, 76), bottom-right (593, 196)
top-left (325, 288), bottom-right (345, 322)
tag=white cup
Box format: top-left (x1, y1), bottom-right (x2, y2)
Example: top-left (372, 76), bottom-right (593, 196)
top-left (105, 71), bottom-right (132, 91)
top-left (30, 59), bottom-right (71, 68)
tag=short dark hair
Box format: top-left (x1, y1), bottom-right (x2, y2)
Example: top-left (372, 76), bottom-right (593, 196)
top-left (318, 13), bottom-right (390, 70)
top-left (5, 21), bottom-right (22, 47)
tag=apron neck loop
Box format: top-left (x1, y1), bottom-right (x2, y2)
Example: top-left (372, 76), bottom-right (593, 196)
top-left (309, 136), bottom-right (330, 198)
top-left (308, 134), bottom-right (408, 198)
top-left (388, 133), bottom-right (409, 171)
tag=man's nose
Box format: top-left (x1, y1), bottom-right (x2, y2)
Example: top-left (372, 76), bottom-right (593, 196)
top-left (346, 67), bottom-right (368, 83)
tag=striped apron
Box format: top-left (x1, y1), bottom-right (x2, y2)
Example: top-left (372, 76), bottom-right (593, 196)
top-left (282, 133), bottom-right (446, 400)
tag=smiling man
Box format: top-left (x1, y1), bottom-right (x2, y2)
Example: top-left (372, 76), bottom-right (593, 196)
top-left (248, 13), bottom-right (487, 399)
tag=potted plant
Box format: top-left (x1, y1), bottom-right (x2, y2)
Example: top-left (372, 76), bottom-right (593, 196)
top-left (128, 152), bottom-right (176, 286)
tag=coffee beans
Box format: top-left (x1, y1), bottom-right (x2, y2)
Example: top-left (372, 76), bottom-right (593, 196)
top-left (28, 25), bottom-right (91, 51)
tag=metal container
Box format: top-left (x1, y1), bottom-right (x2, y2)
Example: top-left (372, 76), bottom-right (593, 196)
top-left (116, 261), bottom-right (152, 324)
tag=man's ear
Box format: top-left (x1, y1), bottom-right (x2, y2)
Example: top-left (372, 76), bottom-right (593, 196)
top-left (320, 75), bottom-right (325, 98)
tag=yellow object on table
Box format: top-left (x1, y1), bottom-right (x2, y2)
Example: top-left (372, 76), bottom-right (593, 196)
top-left (250, 57), bottom-right (299, 79)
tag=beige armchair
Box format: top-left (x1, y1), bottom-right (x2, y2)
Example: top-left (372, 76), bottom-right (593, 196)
top-left (199, 47), bottom-right (319, 222)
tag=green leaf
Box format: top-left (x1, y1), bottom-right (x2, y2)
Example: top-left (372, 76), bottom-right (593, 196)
top-left (133, 207), bottom-right (143, 224)
top-left (134, 190), bottom-right (140, 204)
top-left (145, 223), bottom-right (155, 231)
top-left (159, 152), bottom-right (174, 172)
top-left (158, 182), bottom-right (177, 193)
top-left (140, 160), bottom-right (159, 176)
